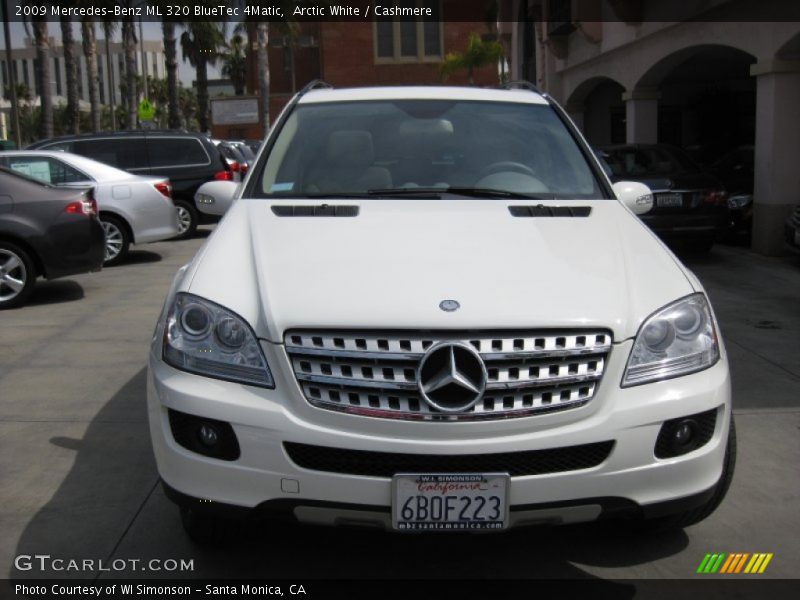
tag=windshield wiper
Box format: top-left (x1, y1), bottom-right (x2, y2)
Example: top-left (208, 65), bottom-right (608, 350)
top-left (367, 187), bottom-right (552, 200)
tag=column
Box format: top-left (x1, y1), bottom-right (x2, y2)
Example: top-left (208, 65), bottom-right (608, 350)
top-left (750, 60), bottom-right (800, 255)
top-left (622, 88), bottom-right (659, 144)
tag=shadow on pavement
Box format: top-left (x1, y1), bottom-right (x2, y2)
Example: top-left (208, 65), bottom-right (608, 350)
top-left (107, 250), bottom-right (162, 267)
top-left (13, 367), bottom-right (688, 587)
top-left (25, 280), bottom-right (85, 306)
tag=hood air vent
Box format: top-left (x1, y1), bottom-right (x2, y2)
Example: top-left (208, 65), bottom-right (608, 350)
top-left (509, 206), bottom-right (592, 217)
top-left (272, 205), bottom-right (359, 217)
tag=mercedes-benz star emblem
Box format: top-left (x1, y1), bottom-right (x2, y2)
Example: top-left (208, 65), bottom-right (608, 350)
top-left (439, 299), bottom-right (460, 312)
top-left (417, 342), bottom-right (487, 413)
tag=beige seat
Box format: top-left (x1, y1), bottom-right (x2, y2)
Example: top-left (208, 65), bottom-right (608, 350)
top-left (305, 130), bottom-right (392, 193)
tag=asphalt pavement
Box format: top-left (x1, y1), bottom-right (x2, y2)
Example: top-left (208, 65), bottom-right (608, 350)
top-left (1, 230), bottom-right (798, 581)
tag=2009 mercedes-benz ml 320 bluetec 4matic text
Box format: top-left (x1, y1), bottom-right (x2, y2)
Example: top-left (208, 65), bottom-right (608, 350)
top-left (148, 82), bottom-right (735, 540)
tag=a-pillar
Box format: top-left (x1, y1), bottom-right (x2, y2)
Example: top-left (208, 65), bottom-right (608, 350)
top-left (565, 103), bottom-right (585, 133)
top-left (750, 59), bottom-right (800, 255)
top-left (622, 88), bottom-right (660, 144)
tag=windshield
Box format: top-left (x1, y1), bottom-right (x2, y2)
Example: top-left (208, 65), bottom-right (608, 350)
top-left (251, 100), bottom-right (605, 199)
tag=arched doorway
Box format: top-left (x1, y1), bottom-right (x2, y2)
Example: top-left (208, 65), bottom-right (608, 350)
top-left (565, 77), bottom-right (626, 147)
top-left (634, 45), bottom-right (757, 164)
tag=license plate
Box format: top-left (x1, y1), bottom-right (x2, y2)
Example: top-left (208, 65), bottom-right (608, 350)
top-left (657, 193), bottom-right (683, 208)
top-left (392, 473), bottom-right (509, 531)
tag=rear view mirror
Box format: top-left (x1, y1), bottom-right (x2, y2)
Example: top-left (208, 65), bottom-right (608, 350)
top-left (612, 181), bottom-right (653, 215)
top-left (195, 181), bottom-right (238, 216)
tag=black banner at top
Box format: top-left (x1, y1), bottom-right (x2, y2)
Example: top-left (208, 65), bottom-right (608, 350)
top-left (2, 0), bottom-right (800, 23)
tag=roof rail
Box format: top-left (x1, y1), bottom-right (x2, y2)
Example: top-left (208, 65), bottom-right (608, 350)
top-left (298, 80), bottom-right (334, 96)
top-left (501, 80), bottom-right (544, 94)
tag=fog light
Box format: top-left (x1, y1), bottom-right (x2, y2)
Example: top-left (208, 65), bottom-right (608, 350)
top-left (168, 409), bottom-right (240, 461)
top-left (198, 424), bottom-right (219, 447)
top-left (655, 409), bottom-right (717, 459)
top-left (673, 419), bottom-right (697, 448)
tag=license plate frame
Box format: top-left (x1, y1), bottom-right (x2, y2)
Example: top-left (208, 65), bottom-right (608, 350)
top-left (391, 473), bottom-right (510, 532)
top-left (656, 193), bottom-right (683, 208)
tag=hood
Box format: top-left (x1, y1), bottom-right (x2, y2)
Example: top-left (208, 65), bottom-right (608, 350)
top-left (185, 199), bottom-right (695, 343)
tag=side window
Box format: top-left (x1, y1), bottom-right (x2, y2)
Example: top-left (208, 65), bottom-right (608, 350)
top-left (148, 138), bottom-right (210, 168)
top-left (3, 156), bottom-right (89, 184)
top-left (72, 138), bottom-right (149, 170)
top-left (42, 141), bottom-right (74, 152)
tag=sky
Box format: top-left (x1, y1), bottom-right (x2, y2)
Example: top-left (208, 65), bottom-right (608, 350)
top-left (1, 20), bottom-right (223, 85)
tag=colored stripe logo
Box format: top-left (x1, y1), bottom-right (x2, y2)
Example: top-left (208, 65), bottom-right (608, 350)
top-left (697, 553), bottom-right (773, 574)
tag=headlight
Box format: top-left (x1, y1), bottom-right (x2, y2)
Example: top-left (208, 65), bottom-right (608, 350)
top-left (163, 292), bottom-right (274, 388)
top-left (622, 294), bottom-right (719, 387)
top-left (727, 194), bottom-right (752, 210)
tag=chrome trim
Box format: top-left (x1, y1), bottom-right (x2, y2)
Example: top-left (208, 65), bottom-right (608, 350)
top-left (285, 330), bottom-right (612, 421)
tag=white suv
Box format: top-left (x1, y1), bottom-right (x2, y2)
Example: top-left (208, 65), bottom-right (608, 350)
top-left (148, 83), bottom-right (735, 540)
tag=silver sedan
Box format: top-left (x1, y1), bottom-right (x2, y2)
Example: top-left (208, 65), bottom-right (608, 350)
top-left (0, 151), bottom-right (179, 264)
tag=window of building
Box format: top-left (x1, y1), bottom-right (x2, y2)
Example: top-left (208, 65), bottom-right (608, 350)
top-left (374, 0), bottom-right (443, 63)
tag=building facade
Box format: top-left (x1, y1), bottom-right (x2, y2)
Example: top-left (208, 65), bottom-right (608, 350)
top-left (0, 37), bottom-right (165, 106)
top-left (499, 0), bottom-right (800, 256)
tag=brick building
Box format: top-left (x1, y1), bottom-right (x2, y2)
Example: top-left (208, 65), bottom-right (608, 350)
top-left (221, 1), bottom-right (499, 139)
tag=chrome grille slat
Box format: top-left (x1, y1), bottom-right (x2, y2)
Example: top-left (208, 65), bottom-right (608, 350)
top-left (286, 330), bottom-right (612, 421)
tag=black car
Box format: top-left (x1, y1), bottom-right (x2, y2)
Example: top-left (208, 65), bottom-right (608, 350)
top-left (0, 167), bottom-right (105, 309)
top-left (707, 145), bottom-right (754, 236)
top-left (27, 130), bottom-right (233, 238)
top-left (599, 144), bottom-right (730, 252)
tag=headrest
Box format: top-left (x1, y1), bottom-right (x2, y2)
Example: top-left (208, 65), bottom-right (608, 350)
top-left (326, 130), bottom-right (375, 168)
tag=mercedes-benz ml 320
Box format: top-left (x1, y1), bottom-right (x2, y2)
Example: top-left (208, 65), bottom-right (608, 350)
top-left (147, 83), bottom-right (735, 540)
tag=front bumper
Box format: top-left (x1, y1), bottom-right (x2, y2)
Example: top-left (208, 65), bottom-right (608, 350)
top-left (147, 338), bottom-right (731, 530)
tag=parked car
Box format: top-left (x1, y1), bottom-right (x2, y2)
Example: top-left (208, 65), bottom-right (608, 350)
top-left (148, 83), bottom-right (734, 542)
top-left (785, 203), bottom-right (800, 250)
top-left (213, 140), bottom-right (248, 182)
top-left (0, 151), bottom-right (179, 265)
top-left (599, 144), bottom-right (730, 252)
top-left (707, 145), bottom-right (755, 236)
top-left (0, 167), bottom-right (104, 308)
top-left (27, 130), bottom-right (233, 238)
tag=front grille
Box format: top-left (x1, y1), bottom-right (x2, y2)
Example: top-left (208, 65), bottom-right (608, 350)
top-left (284, 441), bottom-right (615, 478)
top-left (792, 205), bottom-right (800, 227)
top-left (285, 330), bottom-right (612, 420)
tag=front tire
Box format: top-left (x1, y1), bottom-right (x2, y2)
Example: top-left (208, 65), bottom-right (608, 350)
top-left (0, 242), bottom-right (36, 309)
top-left (101, 215), bottom-right (131, 266)
top-left (179, 506), bottom-right (230, 545)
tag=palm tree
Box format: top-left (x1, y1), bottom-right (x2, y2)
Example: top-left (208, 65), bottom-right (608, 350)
top-left (121, 20), bottom-right (138, 128)
top-left (31, 17), bottom-right (53, 139)
top-left (81, 19), bottom-right (101, 132)
top-left (222, 34), bottom-right (247, 96)
top-left (256, 23), bottom-right (270, 130)
top-left (162, 21), bottom-right (181, 128)
top-left (180, 21), bottom-right (226, 133)
top-left (59, 15), bottom-right (80, 134)
top-left (101, 20), bottom-right (118, 131)
top-left (439, 32), bottom-right (504, 85)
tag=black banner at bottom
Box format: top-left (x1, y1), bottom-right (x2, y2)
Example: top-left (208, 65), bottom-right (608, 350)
top-left (3, 579), bottom-right (800, 600)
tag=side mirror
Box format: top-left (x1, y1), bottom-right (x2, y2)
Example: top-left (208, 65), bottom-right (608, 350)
top-left (195, 181), bottom-right (239, 216)
top-left (612, 181), bottom-right (653, 215)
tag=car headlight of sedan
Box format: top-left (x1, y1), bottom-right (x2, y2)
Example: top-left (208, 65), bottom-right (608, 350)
top-left (622, 294), bottom-right (719, 387)
top-left (163, 292), bottom-right (274, 388)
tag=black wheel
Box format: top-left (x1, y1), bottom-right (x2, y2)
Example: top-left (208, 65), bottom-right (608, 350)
top-left (638, 415), bottom-right (737, 533)
top-left (100, 214), bottom-right (131, 266)
top-left (179, 506), bottom-right (230, 545)
top-left (173, 200), bottom-right (198, 239)
top-left (0, 242), bottom-right (36, 309)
